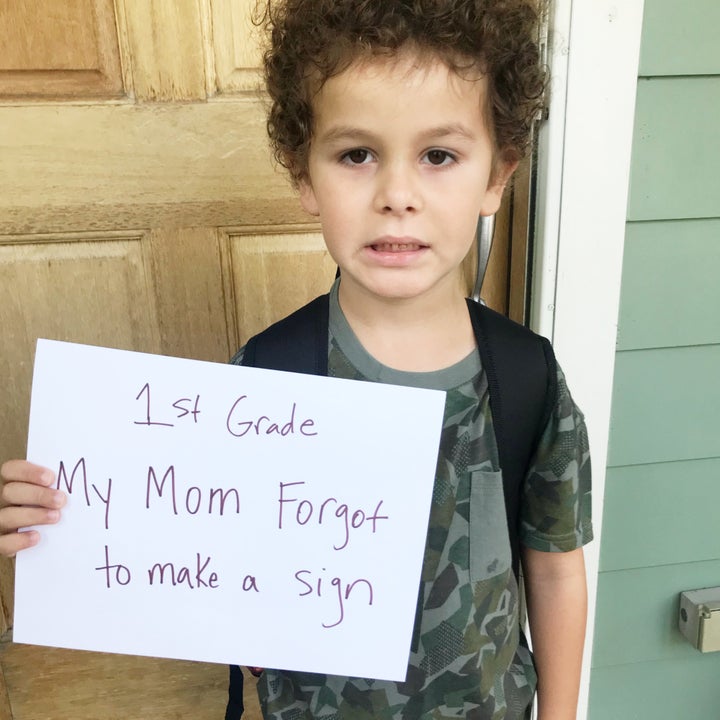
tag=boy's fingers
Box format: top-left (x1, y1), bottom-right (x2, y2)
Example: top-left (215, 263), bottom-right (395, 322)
top-left (0, 462), bottom-right (64, 559)
top-left (0, 460), bottom-right (55, 487)
top-left (0, 505), bottom-right (61, 534)
top-left (0, 529), bottom-right (40, 558)
top-left (0, 481), bottom-right (65, 510)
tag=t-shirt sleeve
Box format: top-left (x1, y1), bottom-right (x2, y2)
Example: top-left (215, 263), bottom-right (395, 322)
top-left (519, 363), bottom-right (593, 552)
top-left (229, 346), bottom-right (245, 365)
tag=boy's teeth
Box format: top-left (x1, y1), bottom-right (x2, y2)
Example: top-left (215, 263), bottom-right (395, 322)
top-left (375, 243), bottom-right (419, 251)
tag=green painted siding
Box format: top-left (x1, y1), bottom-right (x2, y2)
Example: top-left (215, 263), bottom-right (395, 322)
top-left (601, 459), bottom-right (720, 571)
top-left (627, 77), bottom-right (720, 221)
top-left (607, 346), bottom-right (720, 466)
top-left (589, 654), bottom-right (720, 720)
top-left (589, 2), bottom-right (720, 717)
top-left (617, 220), bottom-right (720, 351)
top-left (639, 0), bottom-right (720, 76)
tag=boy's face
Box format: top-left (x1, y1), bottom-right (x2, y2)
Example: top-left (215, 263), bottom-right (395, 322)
top-left (299, 51), bottom-right (516, 307)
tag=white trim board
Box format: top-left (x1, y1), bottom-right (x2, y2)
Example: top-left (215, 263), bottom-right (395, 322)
top-left (531, 1), bottom-right (645, 717)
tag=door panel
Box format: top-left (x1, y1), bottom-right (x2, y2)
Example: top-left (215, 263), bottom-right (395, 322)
top-left (0, 644), bottom-right (229, 720)
top-left (0, 0), bottom-right (123, 98)
top-left (211, 0), bottom-right (264, 94)
top-left (0, 2), bottom-right (520, 717)
top-left (117, 0), bottom-right (211, 101)
top-left (228, 229), bottom-right (336, 342)
top-left (0, 101), bottom-right (300, 232)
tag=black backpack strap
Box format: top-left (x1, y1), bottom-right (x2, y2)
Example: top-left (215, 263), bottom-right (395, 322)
top-left (225, 665), bottom-right (244, 720)
top-left (466, 299), bottom-right (557, 579)
top-left (236, 294), bottom-right (330, 376)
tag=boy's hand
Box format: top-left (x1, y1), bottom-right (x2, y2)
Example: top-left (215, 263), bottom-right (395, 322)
top-left (0, 460), bottom-right (65, 557)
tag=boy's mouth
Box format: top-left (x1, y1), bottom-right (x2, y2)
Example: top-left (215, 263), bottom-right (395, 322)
top-left (369, 238), bottom-right (426, 252)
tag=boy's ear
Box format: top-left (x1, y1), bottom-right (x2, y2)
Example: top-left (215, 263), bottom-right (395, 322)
top-left (298, 179), bottom-right (320, 217)
top-left (479, 159), bottom-right (519, 216)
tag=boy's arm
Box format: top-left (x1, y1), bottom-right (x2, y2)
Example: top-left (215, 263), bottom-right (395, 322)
top-left (522, 546), bottom-right (587, 720)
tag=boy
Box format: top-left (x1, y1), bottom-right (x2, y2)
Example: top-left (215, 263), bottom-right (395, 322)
top-left (0, 1), bottom-right (592, 718)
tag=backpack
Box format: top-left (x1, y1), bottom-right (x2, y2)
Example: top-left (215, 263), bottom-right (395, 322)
top-left (226, 292), bottom-right (557, 719)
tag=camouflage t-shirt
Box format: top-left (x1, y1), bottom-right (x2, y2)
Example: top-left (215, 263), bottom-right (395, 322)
top-left (256, 285), bottom-right (593, 720)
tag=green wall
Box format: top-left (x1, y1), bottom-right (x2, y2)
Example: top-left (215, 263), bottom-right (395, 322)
top-left (588, 2), bottom-right (720, 717)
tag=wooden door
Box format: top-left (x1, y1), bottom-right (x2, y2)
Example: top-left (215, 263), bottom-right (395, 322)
top-left (0, 2), bottom-right (523, 717)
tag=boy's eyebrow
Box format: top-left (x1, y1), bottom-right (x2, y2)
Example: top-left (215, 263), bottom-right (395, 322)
top-left (317, 123), bottom-right (477, 144)
top-left (419, 124), bottom-right (478, 142)
top-left (315, 126), bottom-right (373, 144)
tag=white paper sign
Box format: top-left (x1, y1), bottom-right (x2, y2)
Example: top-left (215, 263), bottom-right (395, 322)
top-left (15, 339), bottom-right (445, 681)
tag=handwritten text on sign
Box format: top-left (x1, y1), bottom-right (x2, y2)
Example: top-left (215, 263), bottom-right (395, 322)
top-left (14, 340), bottom-right (445, 681)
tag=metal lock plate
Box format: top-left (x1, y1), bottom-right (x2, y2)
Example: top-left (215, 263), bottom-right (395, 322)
top-left (679, 589), bottom-right (720, 653)
top-left (699, 602), bottom-right (720, 653)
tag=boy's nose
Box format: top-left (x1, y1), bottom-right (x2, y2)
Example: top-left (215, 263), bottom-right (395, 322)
top-left (373, 163), bottom-right (422, 215)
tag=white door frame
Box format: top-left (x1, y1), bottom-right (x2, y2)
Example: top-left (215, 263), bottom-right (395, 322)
top-left (531, 1), bottom-right (645, 716)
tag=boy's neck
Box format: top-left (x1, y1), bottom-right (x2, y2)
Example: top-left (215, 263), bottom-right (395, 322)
top-left (337, 277), bottom-right (476, 372)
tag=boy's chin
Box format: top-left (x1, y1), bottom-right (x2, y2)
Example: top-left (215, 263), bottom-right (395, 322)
top-left (339, 272), bottom-right (463, 306)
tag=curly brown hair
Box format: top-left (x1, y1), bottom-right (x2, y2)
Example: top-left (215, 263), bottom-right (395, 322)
top-left (255, 0), bottom-right (547, 184)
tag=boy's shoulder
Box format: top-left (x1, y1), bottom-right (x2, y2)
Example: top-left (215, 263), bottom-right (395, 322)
top-left (232, 294), bottom-right (329, 373)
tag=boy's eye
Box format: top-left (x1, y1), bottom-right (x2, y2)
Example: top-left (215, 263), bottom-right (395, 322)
top-left (424, 149), bottom-right (455, 166)
top-left (341, 149), bottom-right (372, 165)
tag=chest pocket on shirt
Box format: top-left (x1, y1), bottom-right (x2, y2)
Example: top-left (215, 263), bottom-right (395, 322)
top-left (469, 470), bottom-right (512, 582)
